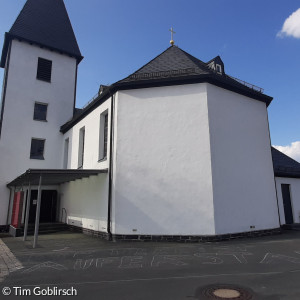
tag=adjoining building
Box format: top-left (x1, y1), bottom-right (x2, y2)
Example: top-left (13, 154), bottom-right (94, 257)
top-left (1, 0), bottom-right (299, 242)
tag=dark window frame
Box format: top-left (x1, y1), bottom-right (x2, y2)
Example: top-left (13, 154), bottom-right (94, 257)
top-left (98, 111), bottom-right (109, 161)
top-left (36, 57), bottom-right (52, 82)
top-left (103, 113), bottom-right (108, 159)
top-left (30, 138), bottom-right (45, 160)
top-left (33, 102), bottom-right (48, 121)
top-left (78, 127), bottom-right (85, 169)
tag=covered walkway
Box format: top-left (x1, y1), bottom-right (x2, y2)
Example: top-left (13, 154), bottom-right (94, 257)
top-left (7, 169), bottom-right (108, 248)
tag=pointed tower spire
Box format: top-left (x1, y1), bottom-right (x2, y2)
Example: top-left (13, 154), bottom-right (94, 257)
top-left (1, 0), bottom-right (83, 67)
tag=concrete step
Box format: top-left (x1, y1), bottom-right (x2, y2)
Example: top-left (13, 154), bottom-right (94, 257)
top-left (21, 223), bottom-right (69, 235)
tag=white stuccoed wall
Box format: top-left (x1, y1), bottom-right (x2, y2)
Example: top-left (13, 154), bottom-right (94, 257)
top-left (275, 177), bottom-right (300, 225)
top-left (59, 174), bottom-right (108, 232)
top-left (59, 99), bottom-right (111, 232)
top-left (0, 40), bottom-right (77, 225)
top-left (61, 99), bottom-right (111, 170)
top-left (206, 84), bottom-right (280, 234)
top-left (112, 84), bottom-right (215, 236)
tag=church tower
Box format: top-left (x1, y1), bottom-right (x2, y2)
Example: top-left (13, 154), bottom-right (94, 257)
top-left (0, 0), bottom-right (82, 227)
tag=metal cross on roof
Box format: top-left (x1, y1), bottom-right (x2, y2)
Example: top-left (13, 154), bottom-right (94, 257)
top-left (169, 27), bottom-right (176, 46)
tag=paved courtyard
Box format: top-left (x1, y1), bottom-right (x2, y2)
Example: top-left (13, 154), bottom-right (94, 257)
top-left (1, 230), bottom-right (300, 299)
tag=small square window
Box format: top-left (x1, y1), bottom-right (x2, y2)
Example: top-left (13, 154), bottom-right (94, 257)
top-left (30, 138), bottom-right (45, 160)
top-left (33, 103), bottom-right (48, 121)
top-left (36, 58), bottom-right (52, 82)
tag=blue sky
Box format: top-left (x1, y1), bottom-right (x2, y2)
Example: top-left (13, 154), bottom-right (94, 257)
top-left (1, 0), bottom-right (300, 157)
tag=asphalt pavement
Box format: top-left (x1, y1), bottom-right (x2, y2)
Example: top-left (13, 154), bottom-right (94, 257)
top-left (1, 230), bottom-right (300, 299)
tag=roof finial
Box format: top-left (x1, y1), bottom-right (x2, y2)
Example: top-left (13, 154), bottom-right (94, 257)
top-left (169, 27), bottom-right (176, 46)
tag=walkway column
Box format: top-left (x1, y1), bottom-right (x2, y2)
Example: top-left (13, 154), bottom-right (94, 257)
top-left (33, 175), bottom-right (42, 248)
top-left (23, 182), bottom-right (31, 241)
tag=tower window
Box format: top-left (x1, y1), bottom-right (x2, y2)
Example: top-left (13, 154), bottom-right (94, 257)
top-left (33, 102), bottom-right (48, 121)
top-left (30, 138), bottom-right (45, 160)
top-left (36, 58), bottom-right (52, 82)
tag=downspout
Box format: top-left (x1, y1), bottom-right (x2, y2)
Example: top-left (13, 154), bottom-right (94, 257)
top-left (107, 93), bottom-right (115, 240)
top-left (72, 64), bottom-right (78, 116)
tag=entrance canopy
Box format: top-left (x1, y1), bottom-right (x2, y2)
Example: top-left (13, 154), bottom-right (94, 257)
top-left (7, 168), bottom-right (108, 187)
top-left (8, 168), bottom-right (108, 248)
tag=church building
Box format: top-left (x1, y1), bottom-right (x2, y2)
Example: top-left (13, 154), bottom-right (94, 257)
top-left (1, 0), bottom-right (300, 243)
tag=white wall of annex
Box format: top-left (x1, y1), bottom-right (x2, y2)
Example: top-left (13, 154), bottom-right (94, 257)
top-left (62, 99), bottom-right (110, 170)
top-left (59, 100), bottom-right (111, 232)
top-left (59, 174), bottom-right (108, 232)
top-left (0, 40), bottom-right (76, 225)
top-left (207, 84), bottom-right (280, 234)
top-left (275, 177), bottom-right (300, 225)
top-left (112, 84), bottom-right (215, 236)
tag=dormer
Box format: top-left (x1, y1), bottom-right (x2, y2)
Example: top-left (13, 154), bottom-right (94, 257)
top-left (207, 56), bottom-right (225, 75)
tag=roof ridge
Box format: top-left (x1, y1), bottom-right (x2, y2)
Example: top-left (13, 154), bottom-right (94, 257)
top-left (8, 1), bottom-right (27, 33)
top-left (116, 46), bottom-right (174, 83)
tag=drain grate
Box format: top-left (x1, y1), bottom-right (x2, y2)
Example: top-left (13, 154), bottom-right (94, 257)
top-left (199, 284), bottom-right (253, 299)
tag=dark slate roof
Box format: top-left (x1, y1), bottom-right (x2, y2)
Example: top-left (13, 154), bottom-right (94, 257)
top-left (1, 0), bottom-right (82, 67)
top-left (61, 46), bottom-right (273, 133)
top-left (119, 46), bottom-right (210, 82)
top-left (271, 147), bottom-right (300, 178)
top-left (116, 46), bottom-right (272, 104)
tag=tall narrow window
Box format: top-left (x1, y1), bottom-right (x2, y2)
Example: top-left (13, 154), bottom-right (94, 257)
top-left (99, 111), bottom-right (108, 161)
top-left (103, 114), bottom-right (108, 158)
top-left (78, 127), bottom-right (85, 168)
top-left (30, 138), bottom-right (45, 160)
top-left (33, 102), bottom-right (48, 121)
top-left (36, 57), bottom-right (52, 82)
top-left (63, 138), bottom-right (69, 169)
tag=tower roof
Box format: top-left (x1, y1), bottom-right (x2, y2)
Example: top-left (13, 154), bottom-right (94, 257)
top-left (0, 0), bottom-right (83, 67)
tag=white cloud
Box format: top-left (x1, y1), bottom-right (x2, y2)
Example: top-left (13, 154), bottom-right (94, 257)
top-left (277, 8), bottom-right (300, 38)
top-left (273, 141), bottom-right (300, 162)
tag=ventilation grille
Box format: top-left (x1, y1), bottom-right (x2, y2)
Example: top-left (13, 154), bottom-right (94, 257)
top-left (37, 58), bottom-right (52, 82)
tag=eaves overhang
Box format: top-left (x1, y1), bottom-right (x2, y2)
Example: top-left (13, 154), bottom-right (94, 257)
top-left (0, 32), bottom-right (84, 68)
top-left (60, 74), bottom-right (273, 134)
top-left (274, 168), bottom-right (300, 179)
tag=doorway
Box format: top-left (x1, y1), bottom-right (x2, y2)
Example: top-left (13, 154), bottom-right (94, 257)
top-left (28, 190), bottom-right (57, 223)
top-left (281, 184), bottom-right (294, 224)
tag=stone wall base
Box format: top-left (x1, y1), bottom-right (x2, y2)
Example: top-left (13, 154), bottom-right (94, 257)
top-left (112, 228), bottom-right (282, 242)
top-left (66, 224), bottom-right (110, 240)
top-left (66, 225), bottom-right (281, 243)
